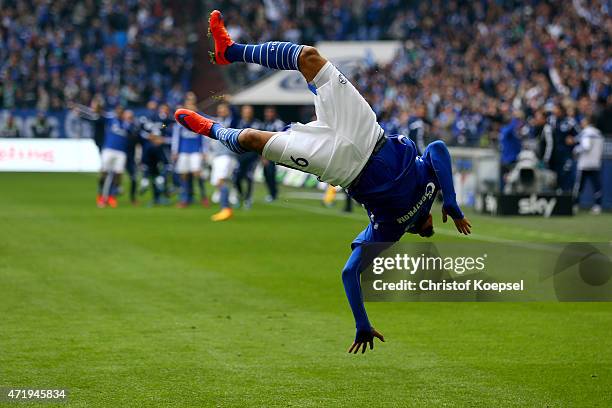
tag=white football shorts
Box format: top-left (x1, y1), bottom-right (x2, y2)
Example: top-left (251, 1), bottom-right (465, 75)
top-left (262, 62), bottom-right (382, 187)
top-left (210, 154), bottom-right (236, 186)
top-left (100, 148), bottom-right (126, 173)
top-left (175, 152), bottom-right (203, 174)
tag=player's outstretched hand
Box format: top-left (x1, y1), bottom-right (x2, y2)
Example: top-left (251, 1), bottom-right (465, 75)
top-left (348, 327), bottom-right (385, 354)
top-left (442, 208), bottom-right (472, 235)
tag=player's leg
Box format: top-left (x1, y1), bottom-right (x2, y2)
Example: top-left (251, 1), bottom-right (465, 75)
top-left (588, 170), bottom-right (603, 213)
top-left (175, 111), bottom-right (276, 154)
top-left (197, 173), bottom-right (208, 207)
top-left (107, 152), bottom-right (126, 208)
top-left (209, 10), bottom-right (326, 83)
top-left (126, 155), bottom-right (138, 204)
top-left (177, 173), bottom-right (190, 207)
top-left (202, 10), bottom-right (381, 187)
top-left (574, 169), bottom-right (585, 208)
top-left (108, 173), bottom-right (121, 208)
top-left (97, 172), bottom-right (107, 207)
top-left (210, 156), bottom-right (234, 221)
top-left (189, 152), bottom-right (207, 205)
top-left (243, 152), bottom-right (259, 208)
top-left (175, 153), bottom-right (189, 206)
top-left (263, 159), bottom-right (277, 201)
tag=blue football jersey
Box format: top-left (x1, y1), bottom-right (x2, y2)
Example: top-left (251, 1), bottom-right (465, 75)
top-left (172, 125), bottom-right (203, 154)
top-left (349, 136), bottom-right (442, 244)
top-left (102, 116), bottom-right (129, 152)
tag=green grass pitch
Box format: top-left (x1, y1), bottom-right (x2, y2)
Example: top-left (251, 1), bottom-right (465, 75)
top-left (1, 173), bottom-right (611, 407)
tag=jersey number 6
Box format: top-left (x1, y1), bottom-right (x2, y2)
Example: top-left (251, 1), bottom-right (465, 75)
top-left (290, 156), bottom-right (309, 167)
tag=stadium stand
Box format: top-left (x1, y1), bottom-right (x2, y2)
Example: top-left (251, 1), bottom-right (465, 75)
top-left (0, 0), bottom-right (610, 207)
top-left (0, 0), bottom-right (198, 110)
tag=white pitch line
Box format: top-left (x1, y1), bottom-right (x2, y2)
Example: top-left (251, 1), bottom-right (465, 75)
top-left (268, 200), bottom-right (567, 253)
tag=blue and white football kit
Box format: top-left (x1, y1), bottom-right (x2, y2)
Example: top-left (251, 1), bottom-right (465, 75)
top-left (186, 29), bottom-right (467, 344)
top-left (100, 116), bottom-right (130, 174)
top-left (172, 125), bottom-right (204, 174)
top-left (263, 62), bottom-right (464, 341)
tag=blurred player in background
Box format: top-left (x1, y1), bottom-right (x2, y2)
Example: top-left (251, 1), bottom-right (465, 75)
top-left (546, 104), bottom-right (580, 193)
top-left (141, 103), bottom-right (173, 205)
top-left (322, 185), bottom-right (354, 213)
top-left (172, 103), bottom-right (207, 208)
top-left (209, 103), bottom-right (237, 221)
top-left (74, 96), bottom-right (106, 152)
top-left (137, 101), bottom-right (157, 198)
top-left (97, 107), bottom-right (132, 208)
top-left (573, 114), bottom-right (604, 214)
top-left (124, 111), bottom-right (140, 205)
top-left (175, 10), bottom-right (471, 353)
top-left (261, 106), bottom-right (285, 202)
top-left (234, 105), bottom-right (262, 209)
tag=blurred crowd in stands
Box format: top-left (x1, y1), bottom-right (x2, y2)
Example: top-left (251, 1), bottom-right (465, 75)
top-left (0, 0), bottom-right (610, 205)
top-left (0, 0), bottom-right (197, 111)
top-left (219, 0), bottom-right (610, 142)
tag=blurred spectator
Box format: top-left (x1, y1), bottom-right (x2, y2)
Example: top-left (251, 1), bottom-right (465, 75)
top-left (0, 113), bottom-right (20, 137)
top-left (0, 0), bottom-right (196, 110)
top-left (31, 112), bottom-right (52, 138)
top-left (215, 0), bottom-right (609, 148)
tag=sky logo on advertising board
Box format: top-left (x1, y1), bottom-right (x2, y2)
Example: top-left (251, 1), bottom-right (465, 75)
top-left (518, 194), bottom-right (557, 217)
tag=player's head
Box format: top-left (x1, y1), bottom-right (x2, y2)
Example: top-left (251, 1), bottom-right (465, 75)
top-left (217, 102), bottom-right (230, 118)
top-left (416, 105), bottom-right (426, 118)
top-left (90, 96), bottom-right (103, 111)
top-left (582, 112), bottom-right (598, 128)
top-left (184, 92), bottom-right (197, 107)
top-left (158, 103), bottom-right (170, 118)
top-left (241, 105), bottom-right (254, 121)
top-left (552, 103), bottom-right (565, 118)
top-left (122, 109), bottom-right (134, 123)
top-left (264, 106), bottom-right (277, 121)
top-left (533, 109), bottom-right (546, 126)
top-left (408, 213), bottom-right (434, 238)
top-left (146, 100), bottom-right (158, 112)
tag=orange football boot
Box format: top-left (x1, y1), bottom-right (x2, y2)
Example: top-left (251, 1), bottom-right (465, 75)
top-left (174, 109), bottom-right (215, 137)
top-left (96, 194), bottom-right (106, 208)
top-left (211, 208), bottom-right (233, 222)
top-left (208, 10), bottom-right (234, 65)
top-left (107, 196), bottom-right (118, 208)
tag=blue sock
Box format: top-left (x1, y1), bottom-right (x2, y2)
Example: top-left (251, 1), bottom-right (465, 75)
top-left (180, 178), bottom-right (190, 203)
top-left (225, 42), bottom-right (304, 71)
top-left (220, 184), bottom-right (230, 209)
top-left (210, 123), bottom-right (247, 154)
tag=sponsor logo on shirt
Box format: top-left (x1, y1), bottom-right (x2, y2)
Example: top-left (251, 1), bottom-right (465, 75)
top-left (396, 182), bottom-right (436, 224)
